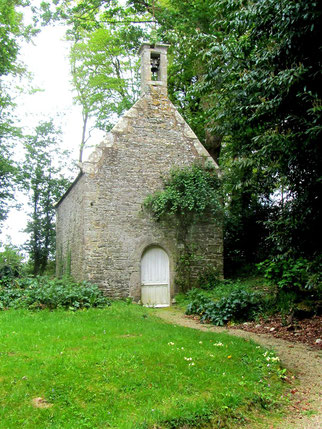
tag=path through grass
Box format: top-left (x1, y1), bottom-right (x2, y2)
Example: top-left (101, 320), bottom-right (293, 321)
top-left (0, 303), bottom-right (287, 428)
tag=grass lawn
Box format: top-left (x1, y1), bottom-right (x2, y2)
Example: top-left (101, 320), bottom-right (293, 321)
top-left (0, 302), bottom-right (287, 428)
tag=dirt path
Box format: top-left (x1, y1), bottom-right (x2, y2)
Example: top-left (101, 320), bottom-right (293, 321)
top-left (156, 307), bottom-right (322, 429)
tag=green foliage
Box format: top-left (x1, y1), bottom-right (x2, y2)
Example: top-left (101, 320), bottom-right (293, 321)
top-left (0, 244), bottom-right (25, 282)
top-left (0, 1), bottom-right (22, 225)
top-left (257, 256), bottom-right (322, 316)
top-left (69, 26), bottom-right (141, 130)
top-left (143, 164), bottom-right (222, 225)
top-left (0, 0), bottom-right (37, 226)
top-left (0, 0), bottom-right (27, 76)
top-left (258, 256), bottom-right (322, 294)
top-left (21, 120), bottom-right (72, 275)
top-left (0, 276), bottom-right (110, 310)
top-left (43, 0), bottom-right (150, 161)
top-left (197, 266), bottom-right (221, 290)
top-left (144, 165), bottom-right (222, 293)
top-left (205, 0), bottom-right (322, 261)
top-left (39, 0), bottom-right (322, 277)
top-left (154, 0), bottom-right (322, 270)
top-left (186, 288), bottom-right (261, 326)
top-left (153, 0), bottom-right (218, 155)
top-left (174, 247), bottom-right (201, 293)
top-left (0, 124), bottom-right (18, 224)
top-left (69, 24), bottom-right (143, 161)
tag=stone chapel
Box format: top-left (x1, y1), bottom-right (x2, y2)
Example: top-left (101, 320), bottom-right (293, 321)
top-left (55, 43), bottom-right (223, 306)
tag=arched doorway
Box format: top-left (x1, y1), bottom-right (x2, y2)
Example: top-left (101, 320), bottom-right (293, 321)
top-left (141, 246), bottom-right (170, 307)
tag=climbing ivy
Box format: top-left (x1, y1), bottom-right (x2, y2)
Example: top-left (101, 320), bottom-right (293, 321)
top-left (144, 164), bottom-right (222, 291)
top-left (143, 164), bottom-right (222, 228)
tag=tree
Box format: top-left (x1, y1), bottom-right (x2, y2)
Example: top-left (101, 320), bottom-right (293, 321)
top-left (69, 25), bottom-right (142, 161)
top-left (39, 0), bottom-right (150, 160)
top-left (0, 0), bottom-right (36, 226)
top-left (21, 120), bottom-right (72, 275)
top-left (44, 0), bottom-right (322, 268)
top-left (149, 0), bottom-right (223, 160)
top-left (202, 0), bottom-right (322, 262)
top-left (0, 243), bottom-right (25, 280)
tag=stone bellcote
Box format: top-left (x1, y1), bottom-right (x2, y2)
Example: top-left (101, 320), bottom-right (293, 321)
top-left (138, 43), bottom-right (170, 96)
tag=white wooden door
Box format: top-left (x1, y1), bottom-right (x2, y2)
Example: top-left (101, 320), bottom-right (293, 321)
top-left (141, 247), bottom-right (170, 307)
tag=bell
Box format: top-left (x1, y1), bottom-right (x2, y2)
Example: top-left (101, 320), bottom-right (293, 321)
top-left (151, 57), bottom-right (160, 74)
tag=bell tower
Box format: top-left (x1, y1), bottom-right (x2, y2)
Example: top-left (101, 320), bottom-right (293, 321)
top-left (138, 43), bottom-right (170, 96)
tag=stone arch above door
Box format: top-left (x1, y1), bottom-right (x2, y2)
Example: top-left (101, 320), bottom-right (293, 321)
top-left (141, 246), bottom-right (170, 307)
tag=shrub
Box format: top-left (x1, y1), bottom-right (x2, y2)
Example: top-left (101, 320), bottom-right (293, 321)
top-left (197, 266), bottom-right (221, 290)
top-left (257, 255), bottom-right (322, 297)
top-left (186, 288), bottom-right (261, 326)
top-left (257, 257), bottom-right (308, 290)
top-left (0, 245), bottom-right (25, 283)
top-left (0, 276), bottom-right (110, 310)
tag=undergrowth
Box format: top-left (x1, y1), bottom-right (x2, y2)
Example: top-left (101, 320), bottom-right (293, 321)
top-left (185, 288), bottom-right (262, 326)
top-left (0, 276), bottom-right (110, 310)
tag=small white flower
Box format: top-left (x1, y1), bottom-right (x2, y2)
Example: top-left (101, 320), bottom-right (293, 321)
top-left (181, 347), bottom-right (184, 350)
top-left (213, 342), bottom-right (223, 347)
top-left (199, 341), bottom-right (203, 344)
top-left (168, 342), bottom-right (174, 346)
top-left (189, 362), bottom-right (195, 366)
top-left (184, 357), bottom-right (193, 361)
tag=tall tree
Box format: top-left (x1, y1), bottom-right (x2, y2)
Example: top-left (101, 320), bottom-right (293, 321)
top-left (69, 25), bottom-right (143, 161)
top-left (203, 0), bottom-right (322, 262)
top-left (44, 0), bottom-right (322, 267)
top-left (0, 0), bottom-right (36, 226)
top-left (39, 0), bottom-right (152, 159)
top-left (22, 120), bottom-right (71, 275)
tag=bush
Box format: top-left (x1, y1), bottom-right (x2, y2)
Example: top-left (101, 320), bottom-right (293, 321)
top-left (257, 255), bottom-right (322, 297)
top-left (0, 276), bottom-right (111, 310)
top-left (185, 288), bottom-right (261, 326)
top-left (257, 256), bottom-right (322, 315)
top-left (257, 257), bottom-right (308, 290)
top-left (0, 245), bottom-right (25, 283)
top-left (197, 267), bottom-right (221, 290)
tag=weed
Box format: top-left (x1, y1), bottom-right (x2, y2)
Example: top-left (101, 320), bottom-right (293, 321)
top-left (0, 276), bottom-right (110, 310)
top-left (186, 288), bottom-right (261, 325)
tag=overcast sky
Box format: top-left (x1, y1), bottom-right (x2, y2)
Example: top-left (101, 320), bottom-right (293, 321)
top-left (0, 14), bottom-right (105, 249)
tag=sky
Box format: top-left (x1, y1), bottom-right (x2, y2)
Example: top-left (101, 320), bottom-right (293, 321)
top-left (0, 14), bottom-right (105, 249)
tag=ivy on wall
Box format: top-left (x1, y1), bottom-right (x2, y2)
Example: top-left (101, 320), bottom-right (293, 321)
top-left (143, 164), bottom-right (222, 291)
top-left (143, 164), bottom-right (222, 227)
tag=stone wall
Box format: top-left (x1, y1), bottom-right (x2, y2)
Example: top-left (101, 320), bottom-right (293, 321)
top-left (56, 173), bottom-right (86, 279)
top-left (56, 85), bottom-right (223, 299)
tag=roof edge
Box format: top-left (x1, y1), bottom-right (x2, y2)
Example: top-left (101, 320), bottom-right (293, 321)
top-left (54, 171), bottom-right (83, 209)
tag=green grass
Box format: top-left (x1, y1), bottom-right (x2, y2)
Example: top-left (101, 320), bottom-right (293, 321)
top-left (0, 302), bottom-right (287, 428)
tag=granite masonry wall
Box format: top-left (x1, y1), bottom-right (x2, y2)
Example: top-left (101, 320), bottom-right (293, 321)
top-left (56, 70), bottom-right (223, 300)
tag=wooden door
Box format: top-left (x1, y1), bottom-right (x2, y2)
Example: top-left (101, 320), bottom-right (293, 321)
top-left (141, 247), bottom-right (170, 307)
